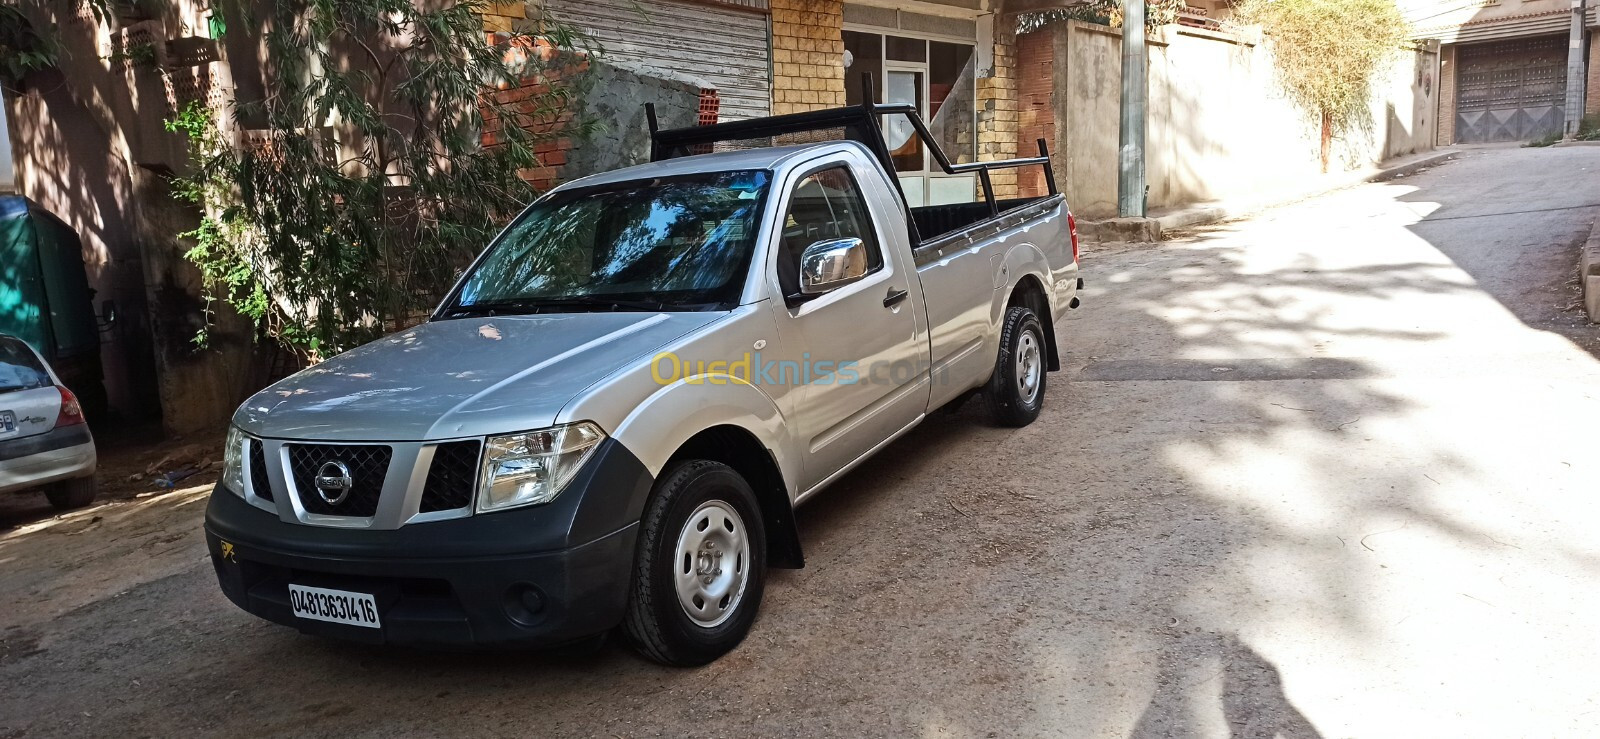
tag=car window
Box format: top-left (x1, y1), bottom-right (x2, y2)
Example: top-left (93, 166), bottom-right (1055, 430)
top-left (775, 167), bottom-right (885, 298)
top-left (0, 336), bottom-right (50, 394)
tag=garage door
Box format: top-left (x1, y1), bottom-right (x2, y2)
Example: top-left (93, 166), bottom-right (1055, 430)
top-left (1454, 36), bottom-right (1567, 143)
top-left (547, 0), bottom-right (771, 121)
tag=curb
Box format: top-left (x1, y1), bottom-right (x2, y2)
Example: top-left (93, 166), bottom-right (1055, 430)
top-left (1582, 219), bottom-right (1600, 323)
top-left (1080, 150), bottom-right (1461, 243)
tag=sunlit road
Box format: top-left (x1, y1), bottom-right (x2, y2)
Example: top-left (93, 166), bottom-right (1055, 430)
top-left (2, 145), bottom-right (1599, 737)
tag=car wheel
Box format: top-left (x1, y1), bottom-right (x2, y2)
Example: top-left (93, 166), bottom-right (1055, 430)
top-left (45, 476), bottom-right (97, 510)
top-left (986, 305), bottom-right (1047, 427)
top-left (623, 460), bottom-right (766, 666)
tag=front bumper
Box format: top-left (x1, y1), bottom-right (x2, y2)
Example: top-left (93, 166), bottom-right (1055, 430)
top-left (203, 438), bottom-right (654, 648)
top-left (0, 425), bottom-right (96, 493)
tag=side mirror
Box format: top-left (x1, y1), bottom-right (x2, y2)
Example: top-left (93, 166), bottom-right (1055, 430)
top-left (798, 237), bottom-right (869, 296)
top-left (98, 299), bottom-right (118, 330)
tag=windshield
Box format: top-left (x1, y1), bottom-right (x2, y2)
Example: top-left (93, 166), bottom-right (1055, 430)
top-left (446, 170), bottom-right (771, 315)
top-left (0, 336), bottom-right (50, 394)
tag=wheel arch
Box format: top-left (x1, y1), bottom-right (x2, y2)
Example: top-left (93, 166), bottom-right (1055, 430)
top-left (665, 425), bottom-right (804, 569)
top-left (1007, 274), bottom-right (1060, 371)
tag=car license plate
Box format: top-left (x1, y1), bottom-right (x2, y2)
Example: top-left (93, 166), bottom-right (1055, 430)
top-left (288, 584), bottom-right (381, 629)
top-left (0, 411), bottom-right (14, 435)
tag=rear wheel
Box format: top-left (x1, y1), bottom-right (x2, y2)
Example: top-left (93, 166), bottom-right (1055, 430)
top-left (623, 460), bottom-right (766, 666)
top-left (45, 476), bottom-right (97, 510)
top-left (986, 306), bottom-right (1047, 427)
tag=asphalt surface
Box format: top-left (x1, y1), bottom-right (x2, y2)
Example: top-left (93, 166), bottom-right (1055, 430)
top-left (2, 145), bottom-right (1599, 738)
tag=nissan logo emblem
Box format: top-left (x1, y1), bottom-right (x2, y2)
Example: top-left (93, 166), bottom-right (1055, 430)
top-left (313, 460), bottom-right (354, 505)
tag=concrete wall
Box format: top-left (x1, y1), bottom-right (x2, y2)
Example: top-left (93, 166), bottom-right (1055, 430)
top-left (485, 55), bottom-right (707, 187)
top-left (566, 60), bottom-right (712, 175)
top-left (1033, 20), bottom-right (1437, 219)
top-left (6, 1), bottom-right (280, 435)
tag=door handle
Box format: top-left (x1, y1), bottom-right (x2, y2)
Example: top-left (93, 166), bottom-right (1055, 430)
top-left (883, 288), bottom-right (909, 308)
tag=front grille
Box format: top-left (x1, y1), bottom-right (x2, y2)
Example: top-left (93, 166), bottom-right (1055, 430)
top-left (287, 444), bottom-right (392, 517)
top-left (420, 441), bottom-right (481, 513)
top-left (248, 439), bottom-right (273, 502)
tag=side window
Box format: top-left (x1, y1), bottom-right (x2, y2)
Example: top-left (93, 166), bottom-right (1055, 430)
top-left (775, 166), bottom-right (885, 297)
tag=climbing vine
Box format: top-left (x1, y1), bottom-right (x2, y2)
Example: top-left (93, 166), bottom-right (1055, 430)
top-left (1017, 0), bottom-right (1186, 33)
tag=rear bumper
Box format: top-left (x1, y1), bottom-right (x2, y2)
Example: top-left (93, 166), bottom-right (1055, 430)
top-left (202, 438), bottom-right (654, 648)
top-left (0, 426), bottom-right (95, 493)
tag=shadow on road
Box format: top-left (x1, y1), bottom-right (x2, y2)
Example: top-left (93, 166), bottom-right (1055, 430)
top-left (4, 149), bottom-right (1600, 736)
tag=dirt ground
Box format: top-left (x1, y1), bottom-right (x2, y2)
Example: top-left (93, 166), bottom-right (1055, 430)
top-left (3, 146), bottom-right (1600, 737)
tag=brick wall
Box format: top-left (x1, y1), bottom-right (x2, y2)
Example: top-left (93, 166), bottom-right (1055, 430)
top-left (1588, 30), bottom-right (1600, 117)
top-left (1437, 44), bottom-right (1456, 146)
top-left (481, 42), bottom-right (588, 192)
top-left (1016, 28), bottom-right (1054, 198)
top-left (771, 0), bottom-right (846, 114)
top-left (978, 19), bottom-right (1020, 198)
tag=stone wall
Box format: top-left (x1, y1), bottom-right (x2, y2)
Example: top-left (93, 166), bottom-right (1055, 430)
top-left (771, 0), bottom-right (846, 114)
top-left (977, 18), bottom-right (1020, 198)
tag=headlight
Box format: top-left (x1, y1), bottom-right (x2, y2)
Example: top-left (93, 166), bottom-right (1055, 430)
top-left (477, 422), bottom-right (605, 513)
top-left (221, 425), bottom-right (247, 496)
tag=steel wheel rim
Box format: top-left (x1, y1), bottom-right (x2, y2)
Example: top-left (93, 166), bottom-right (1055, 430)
top-left (672, 499), bottom-right (750, 628)
top-left (1017, 329), bottom-right (1042, 404)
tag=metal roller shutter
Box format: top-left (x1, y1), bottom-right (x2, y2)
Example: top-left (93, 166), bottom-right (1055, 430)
top-left (547, 0), bottom-right (772, 121)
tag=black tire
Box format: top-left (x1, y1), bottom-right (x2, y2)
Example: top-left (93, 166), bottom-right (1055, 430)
top-left (45, 476), bottom-right (97, 510)
top-left (985, 306), bottom-right (1048, 427)
top-left (622, 460), bottom-right (767, 667)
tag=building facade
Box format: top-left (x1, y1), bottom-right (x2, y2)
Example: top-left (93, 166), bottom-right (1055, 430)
top-left (1409, 0), bottom-right (1598, 144)
top-left (769, 0), bottom-right (1022, 200)
top-left (543, 0), bottom-right (1024, 199)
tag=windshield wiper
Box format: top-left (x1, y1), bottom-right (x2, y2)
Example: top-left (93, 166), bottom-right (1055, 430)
top-left (442, 296), bottom-right (669, 318)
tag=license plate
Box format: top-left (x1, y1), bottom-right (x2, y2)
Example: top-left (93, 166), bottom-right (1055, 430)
top-left (0, 411), bottom-right (14, 435)
top-left (288, 584), bottom-right (381, 629)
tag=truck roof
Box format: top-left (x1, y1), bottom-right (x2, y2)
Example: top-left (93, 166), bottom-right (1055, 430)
top-left (554, 142), bottom-right (859, 192)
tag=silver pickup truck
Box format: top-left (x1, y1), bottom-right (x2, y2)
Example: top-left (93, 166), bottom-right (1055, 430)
top-left (205, 102), bottom-right (1080, 665)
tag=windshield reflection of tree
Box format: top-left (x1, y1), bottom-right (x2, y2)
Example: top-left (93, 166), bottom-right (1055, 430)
top-left (461, 172), bottom-right (767, 307)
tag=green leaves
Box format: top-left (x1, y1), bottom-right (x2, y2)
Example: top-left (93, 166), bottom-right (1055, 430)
top-left (168, 0), bottom-right (596, 362)
top-left (1238, 0), bottom-right (1410, 136)
top-left (0, 6), bottom-right (60, 92)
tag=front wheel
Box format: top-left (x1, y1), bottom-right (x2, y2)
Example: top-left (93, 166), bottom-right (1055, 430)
top-left (623, 460), bottom-right (766, 666)
top-left (986, 306), bottom-right (1048, 427)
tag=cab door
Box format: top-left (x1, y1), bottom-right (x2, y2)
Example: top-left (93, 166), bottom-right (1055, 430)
top-left (764, 154), bottom-right (929, 493)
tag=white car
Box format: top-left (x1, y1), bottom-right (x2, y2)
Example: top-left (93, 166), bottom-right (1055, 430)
top-left (0, 333), bottom-right (97, 509)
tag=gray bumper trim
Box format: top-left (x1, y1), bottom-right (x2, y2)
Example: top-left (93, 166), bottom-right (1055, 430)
top-left (0, 425), bottom-right (93, 462)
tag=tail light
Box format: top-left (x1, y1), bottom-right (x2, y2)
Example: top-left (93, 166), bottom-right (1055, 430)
top-left (56, 386), bottom-right (86, 427)
top-left (1067, 212), bottom-right (1080, 263)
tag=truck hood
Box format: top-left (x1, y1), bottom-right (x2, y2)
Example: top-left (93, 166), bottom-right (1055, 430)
top-left (234, 312), bottom-right (722, 441)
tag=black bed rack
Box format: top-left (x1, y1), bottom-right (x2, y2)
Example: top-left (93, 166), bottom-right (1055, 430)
top-left (644, 75), bottom-right (1057, 222)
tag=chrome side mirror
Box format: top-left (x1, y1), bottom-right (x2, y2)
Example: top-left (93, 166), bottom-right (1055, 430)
top-left (798, 237), bottom-right (869, 296)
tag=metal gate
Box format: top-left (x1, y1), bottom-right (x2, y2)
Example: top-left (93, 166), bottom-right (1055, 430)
top-left (547, 0), bottom-right (771, 121)
top-left (1454, 36), bottom-right (1567, 143)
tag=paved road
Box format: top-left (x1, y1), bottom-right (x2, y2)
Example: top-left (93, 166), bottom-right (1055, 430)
top-left (3, 146), bottom-right (1599, 738)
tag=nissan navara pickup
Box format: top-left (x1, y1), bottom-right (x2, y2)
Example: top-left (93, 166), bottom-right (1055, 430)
top-left (205, 101), bottom-right (1082, 666)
